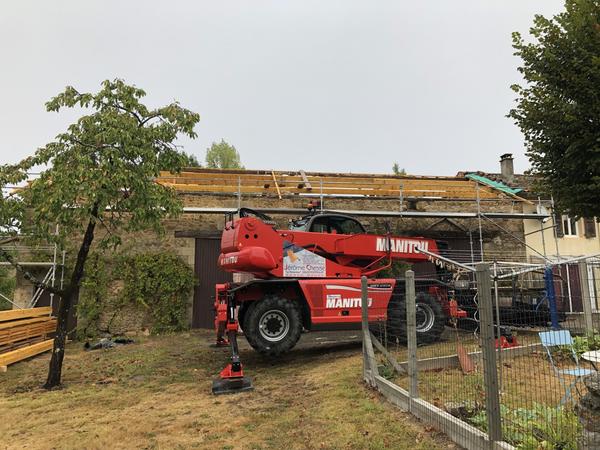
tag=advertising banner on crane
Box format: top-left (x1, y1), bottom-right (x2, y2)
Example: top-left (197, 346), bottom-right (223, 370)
top-left (282, 241), bottom-right (326, 277)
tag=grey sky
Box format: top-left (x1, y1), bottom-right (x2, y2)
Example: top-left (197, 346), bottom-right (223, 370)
top-left (0, 1), bottom-right (564, 176)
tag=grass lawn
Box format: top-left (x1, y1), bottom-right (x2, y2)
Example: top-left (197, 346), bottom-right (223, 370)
top-left (0, 330), bottom-right (453, 450)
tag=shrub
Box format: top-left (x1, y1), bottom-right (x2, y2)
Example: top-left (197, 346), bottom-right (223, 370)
top-left (78, 251), bottom-right (195, 337)
top-left (118, 252), bottom-right (195, 334)
top-left (469, 403), bottom-right (581, 449)
top-left (0, 266), bottom-right (16, 310)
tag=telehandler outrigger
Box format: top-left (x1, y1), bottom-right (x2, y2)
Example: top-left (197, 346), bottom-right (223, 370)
top-left (212, 207), bottom-right (460, 394)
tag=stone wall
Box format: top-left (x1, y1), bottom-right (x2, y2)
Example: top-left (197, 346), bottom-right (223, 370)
top-left (12, 190), bottom-right (529, 333)
top-left (177, 192), bottom-right (527, 260)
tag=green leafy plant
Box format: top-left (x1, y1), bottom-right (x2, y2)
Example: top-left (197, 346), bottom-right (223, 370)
top-left (77, 253), bottom-right (109, 338)
top-left (377, 361), bottom-right (395, 380)
top-left (553, 333), bottom-right (600, 361)
top-left (117, 252), bottom-right (195, 334)
top-left (77, 251), bottom-right (195, 337)
top-left (0, 266), bottom-right (16, 310)
top-left (469, 403), bottom-right (581, 449)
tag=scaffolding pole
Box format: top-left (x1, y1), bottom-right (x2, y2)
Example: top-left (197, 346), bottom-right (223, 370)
top-left (475, 183), bottom-right (484, 262)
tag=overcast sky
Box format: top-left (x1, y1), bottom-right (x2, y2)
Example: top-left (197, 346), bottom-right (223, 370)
top-left (0, 1), bottom-right (565, 176)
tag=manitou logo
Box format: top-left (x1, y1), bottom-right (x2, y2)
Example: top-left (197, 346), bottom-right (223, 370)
top-left (375, 237), bottom-right (429, 254)
top-left (221, 255), bottom-right (238, 265)
top-left (325, 294), bottom-right (372, 308)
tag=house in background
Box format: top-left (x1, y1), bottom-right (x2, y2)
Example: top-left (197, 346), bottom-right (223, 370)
top-left (462, 153), bottom-right (600, 316)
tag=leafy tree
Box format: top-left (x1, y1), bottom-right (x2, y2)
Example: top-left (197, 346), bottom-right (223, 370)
top-left (159, 150), bottom-right (200, 169)
top-left (181, 151), bottom-right (201, 168)
top-left (184, 152), bottom-right (202, 167)
top-left (509, 0), bottom-right (600, 217)
top-left (0, 79), bottom-right (199, 388)
top-left (205, 139), bottom-right (244, 169)
top-left (392, 162), bottom-right (406, 175)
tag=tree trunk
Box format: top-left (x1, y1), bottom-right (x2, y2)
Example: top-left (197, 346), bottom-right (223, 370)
top-left (43, 288), bottom-right (75, 389)
top-left (44, 204), bottom-right (98, 389)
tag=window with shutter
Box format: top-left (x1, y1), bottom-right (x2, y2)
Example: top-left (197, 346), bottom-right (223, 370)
top-left (561, 215), bottom-right (578, 236)
top-left (554, 212), bottom-right (564, 238)
top-left (584, 217), bottom-right (597, 238)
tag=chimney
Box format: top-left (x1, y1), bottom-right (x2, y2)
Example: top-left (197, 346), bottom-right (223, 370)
top-left (500, 153), bottom-right (514, 182)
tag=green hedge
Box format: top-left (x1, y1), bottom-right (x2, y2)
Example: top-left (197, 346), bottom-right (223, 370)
top-left (78, 251), bottom-right (195, 337)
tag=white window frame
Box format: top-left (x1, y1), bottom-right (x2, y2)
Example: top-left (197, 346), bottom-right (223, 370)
top-left (562, 215), bottom-right (578, 237)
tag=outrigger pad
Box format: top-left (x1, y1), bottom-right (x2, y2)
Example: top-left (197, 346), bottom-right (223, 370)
top-left (212, 376), bottom-right (253, 395)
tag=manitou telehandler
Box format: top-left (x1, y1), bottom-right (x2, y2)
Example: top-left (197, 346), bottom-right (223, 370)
top-left (212, 207), bottom-right (462, 394)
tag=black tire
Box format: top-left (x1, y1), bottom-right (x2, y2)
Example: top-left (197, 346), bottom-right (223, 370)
top-left (386, 293), bottom-right (407, 343)
top-left (386, 291), bottom-right (446, 344)
top-left (243, 296), bottom-right (303, 356)
top-left (414, 292), bottom-right (446, 344)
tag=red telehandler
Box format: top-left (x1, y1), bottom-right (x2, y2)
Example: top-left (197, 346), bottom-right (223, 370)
top-left (211, 207), bottom-right (458, 394)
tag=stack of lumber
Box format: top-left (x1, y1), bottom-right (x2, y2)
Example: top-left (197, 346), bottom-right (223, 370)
top-left (156, 168), bottom-right (508, 200)
top-left (0, 307), bottom-right (56, 371)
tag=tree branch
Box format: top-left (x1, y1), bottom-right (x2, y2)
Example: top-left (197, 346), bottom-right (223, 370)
top-left (71, 138), bottom-right (118, 151)
top-left (108, 102), bottom-right (143, 124)
top-left (138, 113), bottom-right (161, 127)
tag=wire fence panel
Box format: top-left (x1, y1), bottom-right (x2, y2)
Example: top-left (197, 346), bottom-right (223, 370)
top-left (363, 260), bottom-right (600, 450)
top-left (494, 263), bottom-right (599, 449)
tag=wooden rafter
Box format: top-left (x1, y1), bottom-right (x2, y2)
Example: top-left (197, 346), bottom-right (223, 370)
top-left (271, 171), bottom-right (282, 200)
top-left (156, 169), bottom-right (526, 202)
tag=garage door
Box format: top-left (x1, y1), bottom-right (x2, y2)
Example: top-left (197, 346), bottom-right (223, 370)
top-left (193, 237), bottom-right (232, 328)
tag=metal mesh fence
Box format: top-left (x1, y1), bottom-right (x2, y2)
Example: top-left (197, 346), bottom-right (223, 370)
top-left (362, 260), bottom-right (600, 450)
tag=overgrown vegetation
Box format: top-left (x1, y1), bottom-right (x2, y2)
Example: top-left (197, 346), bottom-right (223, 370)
top-left (554, 332), bottom-right (600, 361)
top-left (119, 252), bottom-right (195, 333)
top-left (0, 266), bottom-right (16, 310)
top-left (469, 403), bottom-right (581, 450)
top-left (78, 251), bottom-right (195, 337)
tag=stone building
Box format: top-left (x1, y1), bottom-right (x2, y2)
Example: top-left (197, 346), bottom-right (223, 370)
top-left (13, 165), bottom-right (541, 331)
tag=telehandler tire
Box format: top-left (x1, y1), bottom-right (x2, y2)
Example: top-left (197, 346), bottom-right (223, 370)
top-left (386, 291), bottom-right (445, 344)
top-left (243, 296), bottom-right (303, 356)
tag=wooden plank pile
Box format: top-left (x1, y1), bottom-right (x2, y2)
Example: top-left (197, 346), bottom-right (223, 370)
top-left (156, 168), bottom-right (509, 201)
top-left (0, 307), bottom-right (55, 372)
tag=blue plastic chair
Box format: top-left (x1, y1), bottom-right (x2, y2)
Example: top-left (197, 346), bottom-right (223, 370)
top-left (539, 330), bottom-right (595, 405)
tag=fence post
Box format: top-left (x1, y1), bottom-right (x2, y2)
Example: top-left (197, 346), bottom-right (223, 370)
top-left (578, 261), bottom-right (594, 334)
top-left (361, 276), bottom-right (378, 385)
top-left (405, 270), bottom-right (418, 400)
top-left (476, 263), bottom-right (502, 445)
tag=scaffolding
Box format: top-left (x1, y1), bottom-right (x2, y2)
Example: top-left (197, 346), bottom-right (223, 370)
top-left (0, 239), bottom-right (64, 310)
top-left (158, 169), bottom-right (552, 262)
